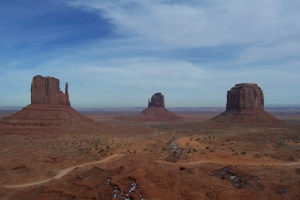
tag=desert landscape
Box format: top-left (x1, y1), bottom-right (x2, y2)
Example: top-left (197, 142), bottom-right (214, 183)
top-left (0, 76), bottom-right (299, 200)
top-left (1, 1), bottom-right (299, 199)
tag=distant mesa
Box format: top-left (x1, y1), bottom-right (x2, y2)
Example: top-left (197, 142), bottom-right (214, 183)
top-left (212, 83), bottom-right (281, 125)
top-left (148, 92), bottom-right (165, 108)
top-left (115, 92), bottom-right (182, 121)
top-left (139, 92), bottom-right (182, 121)
top-left (0, 75), bottom-right (95, 132)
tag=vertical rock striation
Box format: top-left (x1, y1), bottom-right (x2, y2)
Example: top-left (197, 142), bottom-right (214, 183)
top-left (0, 75), bottom-right (96, 132)
top-left (226, 83), bottom-right (264, 111)
top-left (148, 92), bottom-right (165, 108)
top-left (212, 83), bottom-right (280, 125)
top-left (137, 92), bottom-right (182, 121)
top-left (31, 75), bottom-right (70, 106)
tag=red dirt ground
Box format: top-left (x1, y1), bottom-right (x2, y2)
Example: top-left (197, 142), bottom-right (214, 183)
top-left (0, 110), bottom-right (299, 200)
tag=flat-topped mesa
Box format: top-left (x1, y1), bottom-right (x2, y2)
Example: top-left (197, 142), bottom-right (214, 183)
top-left (148, 92), bottom-right (165, 108)
top-left (31, 75), bottom-right (71, 106)
top-left (226, 83), bottom-right (264, 111)
top-left (211, 83), bottom-right (281, 125)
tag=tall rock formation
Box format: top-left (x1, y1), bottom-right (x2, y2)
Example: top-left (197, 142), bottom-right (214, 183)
top-left (226, 83), bottom-right (264, 111)
top-left (0, 75), bottom-right (95, 133)
top-left (31, 75), bottom-right (70, 106)
top-left (116, 92), bottom-right (182, 121)
top-left (212, 83), bottom-right (280, 125)
top-left (139, 92), bottom-right (182, 121)
top-left (148, 92), bottom-right (165, 108)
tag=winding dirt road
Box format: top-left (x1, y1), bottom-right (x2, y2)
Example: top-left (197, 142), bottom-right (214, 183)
top-left (156, 159), bottom-right (300, 167)
top-left (3, 154), bottom-right (299, 189)
top-left (4, 154), bottom-right (125, 189)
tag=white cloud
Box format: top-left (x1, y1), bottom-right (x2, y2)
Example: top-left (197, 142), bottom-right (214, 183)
top-left (1, 0), bottom-right (299, 107)
top-left (68, 0), bottom-right (300, 48)
top-left (238, 42), bottom-right (300, 63)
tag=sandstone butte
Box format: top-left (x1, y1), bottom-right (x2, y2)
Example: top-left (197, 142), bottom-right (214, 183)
top-left (211, 83), bottom-right (281, 125)
top-left (31, 75), bottom-right (71, 106)
top-left (0, 75), bottom-right (95, 133)
top-left (139, 92), bottom-right (182, 121)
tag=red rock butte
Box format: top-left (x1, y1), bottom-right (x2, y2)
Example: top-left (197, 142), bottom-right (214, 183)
top-left (148, 92), bottom-right (165, 108)
top-left (31, 75), bottom-right (70, 106)
top-left (0, 75), bottom-right (95, 133)
top-left (212, 83), bottom-right (281, 125)
top-left (139, 92), bottom-right (182, 121)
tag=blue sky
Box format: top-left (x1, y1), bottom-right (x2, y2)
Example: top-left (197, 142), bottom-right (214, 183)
top-left (1, 0), bottom-right (299, 108)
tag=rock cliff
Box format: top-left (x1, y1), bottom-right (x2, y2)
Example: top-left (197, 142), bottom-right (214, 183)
top-left (116, 92), bottom-right (182, 121)
top-left (226, 83), bottom-right (264, 111)
top-left (140, 92), bottom-right (181, 121)
top-left (212, 83), bottom-right (280, 125)
top-left (31, 75), bottom-right (70, 106)
top-left (0, 75), bottom-right (96, 132)
top-left (148, 92), bottom-right (165, 108)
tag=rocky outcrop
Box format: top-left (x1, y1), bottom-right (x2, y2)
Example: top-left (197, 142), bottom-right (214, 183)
top-left (226, 83), bottom-right (264, 111)
top-left (212, 83), bottom-right (281, 125)
top-left (116, 92), bottom-right (182, 121)
top-left (0, 75), bottom-right (96, 132)
top-left (148, 92), bottom-right (165, 108)
top-left (140, 92), bottom-right (181, 121)
top-left (31, 75), bottom-right (70, 106)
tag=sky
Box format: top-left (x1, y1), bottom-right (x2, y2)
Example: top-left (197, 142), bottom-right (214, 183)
top-left (0, 0), bottom-right (299, 108)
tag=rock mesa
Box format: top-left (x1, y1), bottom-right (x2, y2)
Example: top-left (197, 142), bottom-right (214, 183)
top-left (212, 83), bottom-right (280, 125)
top-left (226, 83), bottom-right (263, 111)
top-left (140, 92), bottom-right (182, 121)
top-left (0, 75), bottom-right (95, 132)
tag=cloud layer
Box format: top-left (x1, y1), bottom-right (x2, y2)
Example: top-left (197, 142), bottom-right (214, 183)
top-left (0, 0), bottom-right (299, 107)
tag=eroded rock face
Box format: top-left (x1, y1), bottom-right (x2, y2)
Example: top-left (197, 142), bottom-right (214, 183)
top-left (212, 83), bottom-right (281, 125)
top-left (148, 92), bottom-right (165, 108)
top-left (31, 75), bottom-right (70, 106)
top-left (117, 92), bottom-right (181, 121)
top-left (226, 83), bottom-right (264, 111)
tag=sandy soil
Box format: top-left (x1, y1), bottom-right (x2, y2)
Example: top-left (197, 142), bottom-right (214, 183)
top-left (0, 111), bottom-right (299, 199)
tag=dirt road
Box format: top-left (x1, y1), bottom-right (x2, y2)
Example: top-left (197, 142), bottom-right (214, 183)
top-left (156, 159), bottom-right (300, 167)
top-left (3, 154), bottom-right (125, 189)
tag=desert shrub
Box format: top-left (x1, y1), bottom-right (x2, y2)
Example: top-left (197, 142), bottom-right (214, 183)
top-left (99, 149), bottom-right (105, 153)
top-left (253, 154), bottom-right (260, 158)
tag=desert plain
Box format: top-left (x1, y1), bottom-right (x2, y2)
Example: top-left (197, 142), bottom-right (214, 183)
top-left (0, 108), bottom-right (299, 200)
